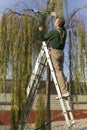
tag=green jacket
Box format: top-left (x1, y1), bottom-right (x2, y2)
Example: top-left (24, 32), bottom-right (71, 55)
top-left (39, 27), bottom-right (67, 50)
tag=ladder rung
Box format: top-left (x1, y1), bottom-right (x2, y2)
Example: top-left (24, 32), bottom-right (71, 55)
top-left (36, 74), bottom-right (42, 78)
top-left (71, 122), bottom-right (76, 127)
top-left (31, 73), bottom-right (42, 78)
top-left (63, 111), bottom-right (67, 114)
top-left (63, 110), bottom-right (72, 115)
top-left (67, 110), bottom-right (72, 112)
top-left (63, 97), bottom-right (69, 100)
top-left (40, 62), bottom-right (47, 67)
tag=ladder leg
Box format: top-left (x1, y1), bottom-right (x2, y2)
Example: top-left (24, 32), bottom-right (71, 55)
top-left (42, 42), bottom-right (72, 129)
top-left (65, 98), bottom-right (77, 129)
top-left (27, 44), bottom-right (45, 96)
top-left (19, 48), bottom-right (47, 130)
top-left (59, 98), bottom-right (72, 130)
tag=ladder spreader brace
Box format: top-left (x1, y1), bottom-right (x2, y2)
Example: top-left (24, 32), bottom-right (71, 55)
top-left (19, 41), bottom-right (78, 130)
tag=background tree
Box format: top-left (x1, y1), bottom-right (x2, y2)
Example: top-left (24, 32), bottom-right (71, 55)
top-left (0, 1), bottom-right (87, 130)
top-left (35, 92), bottom-right (46, 130)
top-left (0, 9), bottom-right (40, 130)
top-left (67, 9), bottom-right (87, 95)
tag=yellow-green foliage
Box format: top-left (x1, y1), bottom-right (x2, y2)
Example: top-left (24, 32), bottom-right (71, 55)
top-left (56, 0), bottom-right (64, 17)
top-left (70, 21), bottom-right (87, 95)
top-left (75, 22), bottom-right (87, 94)
top-left (0, 10), bottom-right (40, 130)
top-left (35, 93), bottom-right (46, 130)
top-left (0, 13), bottom-right (8, 92)
top-left (47, 0), bottom-right (64, 17)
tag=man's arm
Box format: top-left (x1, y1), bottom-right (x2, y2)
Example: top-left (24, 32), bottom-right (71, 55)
top-left (38, 12), bottom-right (58, 40)
top-left (38, 11), bottom-right (57, 30)
top-left (39, 27), bottom-right (53, 41)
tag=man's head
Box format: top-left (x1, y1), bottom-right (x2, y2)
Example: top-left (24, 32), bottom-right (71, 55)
top-left (54, 17), bottom-right (65, 29)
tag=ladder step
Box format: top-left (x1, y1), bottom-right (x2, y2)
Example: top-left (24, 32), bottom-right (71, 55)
top-left (31, 73), bottom-right (42, 78)
top-left (63, 110), bottom-right (72, 114)
top-left (36, 74), bottom-right (42, 79)
top-left (40, 62), bottom-right (47, 67)
top-left (67, 110), bottom-right (72, 112)
top-left (71, 122), bottom-right (76, 127)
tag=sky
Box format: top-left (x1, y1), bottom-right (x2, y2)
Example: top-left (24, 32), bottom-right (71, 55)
top-left (67, 0), bottom-right (87, 21)
top-left (0, 0), bottom-right (34, 14)
top-left (0, 0), bottom-right (87, 25)
top-left (0, 0), bottom-right (87, 14)
top-left (0, 0), bottom-right (87, 80)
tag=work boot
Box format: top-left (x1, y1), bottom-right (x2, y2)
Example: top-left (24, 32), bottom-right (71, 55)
top-left (56, 91), bottom-right (70, 99)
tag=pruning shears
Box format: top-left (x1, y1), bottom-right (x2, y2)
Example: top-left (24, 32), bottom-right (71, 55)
top-left (24, 9), bottom-right (50, 26)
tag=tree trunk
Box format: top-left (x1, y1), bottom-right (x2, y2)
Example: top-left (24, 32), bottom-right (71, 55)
top-left (46, 65), bottom-right (51, 130)
top-left (68, 31), bottom-right (73, 109)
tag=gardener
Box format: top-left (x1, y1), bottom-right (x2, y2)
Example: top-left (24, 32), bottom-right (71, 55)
top-left (38, 12), bottom-right (70, 98)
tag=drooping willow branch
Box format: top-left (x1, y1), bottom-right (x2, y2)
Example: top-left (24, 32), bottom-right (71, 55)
top-left (66, 5), bottom-right (87, 28)
top-left (0, 9), bottom-right (40, 130)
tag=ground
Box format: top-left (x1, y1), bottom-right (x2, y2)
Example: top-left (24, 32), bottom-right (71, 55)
top-left (0, 110), bottom-right (87, 130)
top-left (0, 119), bottom-right (87, 130)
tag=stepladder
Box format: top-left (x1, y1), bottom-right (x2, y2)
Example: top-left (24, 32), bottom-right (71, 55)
top-left (19, 41), bottom-right (78, 130)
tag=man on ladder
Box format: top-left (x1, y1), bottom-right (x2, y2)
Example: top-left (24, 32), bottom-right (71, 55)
top-left (38, 12), bottom-right (70, 98)
top-left (19, 10), bottom-right (78, 130)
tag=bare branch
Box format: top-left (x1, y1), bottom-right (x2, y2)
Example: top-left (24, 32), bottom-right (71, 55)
top-left (66, 5), bottom-right (87, 28)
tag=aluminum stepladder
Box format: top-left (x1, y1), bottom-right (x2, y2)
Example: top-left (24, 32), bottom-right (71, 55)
top-left (19, 41), bottom-right (77, 130)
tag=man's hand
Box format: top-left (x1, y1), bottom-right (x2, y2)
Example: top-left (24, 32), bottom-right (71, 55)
top-left (50, 12), bottom-right (57, 17)
top-left (39, 26), bottom-right (43, 31)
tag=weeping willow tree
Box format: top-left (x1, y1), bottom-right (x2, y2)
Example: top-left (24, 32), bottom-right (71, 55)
top-left (0, 9), bottom-right (40, 130)
top-left (70, 21), bottom-right (87, 95)
top-left (67, 4), bottom-right (87, 95)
